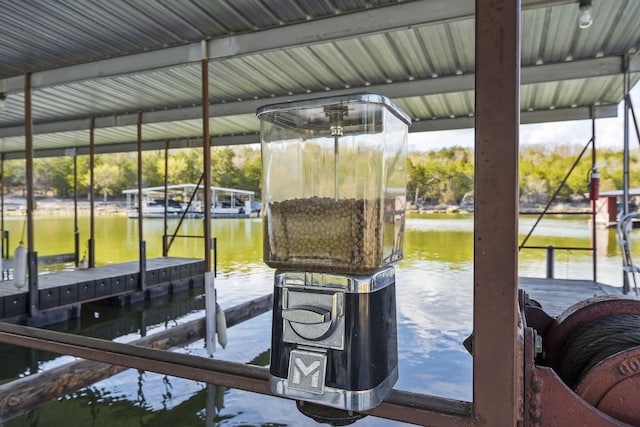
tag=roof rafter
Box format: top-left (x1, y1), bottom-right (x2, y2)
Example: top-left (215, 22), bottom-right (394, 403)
top-left (0, 0), bottom-right (575, 94)
top-left (0, 55), bottom-right (630, 139)
top-left (0, 104), bottom-right (618, 160)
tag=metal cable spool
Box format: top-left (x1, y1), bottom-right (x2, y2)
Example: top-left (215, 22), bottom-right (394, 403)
top-left (544, 296), bottom-right (640, 425)
top-left (559, 313), bottom-right (640, 387)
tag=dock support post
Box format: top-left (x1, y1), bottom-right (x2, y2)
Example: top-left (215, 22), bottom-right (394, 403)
top-left (137, 112), bottom-right (147, 291)
top-left (88, 116), bottom-right (96, 268)
top-left (591, 114), bottom-right (597, 282)
top-left (622, 56), bottom-right (631, 294)
top-left (201, 40), bottom-right (212, 273)
top-left (27, 251), bottom-right (38, 317)
top-left (474, 0), bottom-right (521, 424)
top-left (201, 41), bottom-right (215, 356)
top-left (73, 151), bottom-right (79, 267)
top-left (24, 73), bottom-right (39, 317)
top-left (139, 241), bottom-right (147, 292)
top-left (546, 246), bottom-right (555, 279)
top-left (205, 271), bottom-right (216, 355)
top-left (0, 153), bottom-right (4, 262)
top-left (163, 140), bottom-right (169, 257)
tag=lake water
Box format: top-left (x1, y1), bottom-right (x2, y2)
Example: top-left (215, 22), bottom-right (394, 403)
top-left (0, 213), bottom-right (634, 426)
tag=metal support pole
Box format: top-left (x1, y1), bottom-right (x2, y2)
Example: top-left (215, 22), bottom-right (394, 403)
top-left (163, 140), bottom-right (169, 257)
top-left (591, 115), bottom-right (597, 282)
top-left (474, 0), bottom-right (521, 424)
top-left (0, 153), bottom-right (4, 243)
top-left (0, 153), bottom-right (4, 265)
top-left (25, 73), bottom-right (38, 317)
top-left (623, 56), bottom-right (631, 294)
top-left (546, 246), bottom-right (555, 279)
top-left (202, 41), bottom-right (212, 273)
top-left (88, 116), bottom-right (95, 268)
top-left (73, 152), bottom-right (79, 266)
top-left (623, 55), bottom-right (630, 216)
top-left (201, 41), bottom-right (215, 354)
top-left (137, 112), bottom-right (146, 292)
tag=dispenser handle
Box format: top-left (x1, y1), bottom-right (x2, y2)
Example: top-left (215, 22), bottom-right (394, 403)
top-left (282, 306), bottom-right (331, 324)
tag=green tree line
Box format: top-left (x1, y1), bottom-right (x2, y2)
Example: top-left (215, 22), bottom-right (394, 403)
top-left (409, 144), bottom-right (639, 206)
top-left (1, 144), bottom-right (637, 206)
top-left (2, 146), bottom-right (262, 202)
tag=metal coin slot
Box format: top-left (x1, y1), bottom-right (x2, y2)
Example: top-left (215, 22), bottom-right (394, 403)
top-left (283, 288), bottom-right (345, 349)
top-left (283, 305), bottom-right (333, 341)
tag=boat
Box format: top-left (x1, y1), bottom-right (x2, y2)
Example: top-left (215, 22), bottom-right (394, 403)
top-left (128, 198), bottom-right (185, 219)
top-left (123, 184), bottom-right (260, 219)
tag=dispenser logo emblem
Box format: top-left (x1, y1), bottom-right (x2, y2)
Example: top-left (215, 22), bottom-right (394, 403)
top-left (288, 349), bottom-right (327, 394)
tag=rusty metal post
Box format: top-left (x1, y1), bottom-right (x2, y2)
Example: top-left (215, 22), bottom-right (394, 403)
top-left (622, 55), bottom-right (630, 218)
top-left (201, 40), bottom-right (216, 354)
top-left (546, 246), bottom-right (555, 279)
top-left (591, 115), bottom-right (597, 282)
top-left (202, 41), bottom-right (212, 272)
top-left (88, 116), bottom-right (95, 268)
top-left (474, 0), bottom-right (521, 425)
top-left (0, 154), bottom-right (3, 237)
top-left (163, 140), bottom-right (169, 257)
top-left (24, 73), bottom-right (39, 317)
top-left (73, 151), bottom-right (79, 266)
top-left (622, 56), bottom-right (631, 294)
top-left (137, 112), bottom-right (147, 292)
top-left (0, 153), bottom-right (4, 263)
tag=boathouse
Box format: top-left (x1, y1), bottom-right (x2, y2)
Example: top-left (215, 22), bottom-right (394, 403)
top-left (122, 183), bottom-right (258, 218)
top-left (592, 188), bottom-right (640, 227)
top-left (0, 1), bottom-right (639, 426)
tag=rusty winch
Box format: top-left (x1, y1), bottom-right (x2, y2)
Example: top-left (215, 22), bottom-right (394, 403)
top-left (522, 291), bottom-right (640, 426)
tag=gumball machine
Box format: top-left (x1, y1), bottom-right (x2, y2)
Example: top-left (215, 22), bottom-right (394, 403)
top-left (257, 93), bottom-right (410, 417)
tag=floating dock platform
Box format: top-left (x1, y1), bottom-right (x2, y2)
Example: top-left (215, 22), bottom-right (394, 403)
top-left (0, 257), bottom-right (206, 326)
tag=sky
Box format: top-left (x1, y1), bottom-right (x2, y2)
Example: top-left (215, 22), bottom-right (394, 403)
top-left (409, 84), bottom-right (640, 152)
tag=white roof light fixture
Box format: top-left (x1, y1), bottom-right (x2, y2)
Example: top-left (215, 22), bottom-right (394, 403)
top-left (578, 0), bottom-right (593, 29)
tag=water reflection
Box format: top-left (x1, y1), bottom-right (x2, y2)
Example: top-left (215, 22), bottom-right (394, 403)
top-left (2, 214), bottom-right (637, 425)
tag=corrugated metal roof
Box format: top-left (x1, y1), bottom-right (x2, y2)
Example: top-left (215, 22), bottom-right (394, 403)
top-left (0, 0), bottom-right (639, 156)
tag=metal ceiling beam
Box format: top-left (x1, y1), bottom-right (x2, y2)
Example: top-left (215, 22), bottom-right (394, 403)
top-left (0, 0), bottom-right (473, 94)
top-left (0, 104), bottom-right (617, 160)
top-left (0, 56), bottom-right (630, 139)
top-left (411, 104), bottom-right (618, 132)
top-left (0, 0), bottom-right (576, 95)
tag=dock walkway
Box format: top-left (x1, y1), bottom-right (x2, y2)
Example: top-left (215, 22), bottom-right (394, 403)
top-left (0, 257), bottom-right (205, 324)
top-left (519, 276), bottom-right (622, 317)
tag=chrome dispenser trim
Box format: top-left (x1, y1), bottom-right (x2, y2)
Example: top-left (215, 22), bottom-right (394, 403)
top-left (275, 266), bottom-right (395, 294)
top-left (256, 92), bottom-right (411, 127)
top-left (282, 288), bottom-right (344, 350)
top-left (270, 365), bottom-right (398, 411)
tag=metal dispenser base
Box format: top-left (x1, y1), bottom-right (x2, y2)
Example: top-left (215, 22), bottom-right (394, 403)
top-left (269, 267), bottom-right (398, 411)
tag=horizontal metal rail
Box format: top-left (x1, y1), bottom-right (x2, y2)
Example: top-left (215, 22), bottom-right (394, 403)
top-left (520, 246), bottom-right (593, 251)
top-left (0, 322), bottom-right (473, 426)
top-left (519, 211), bottom-right (591, 215)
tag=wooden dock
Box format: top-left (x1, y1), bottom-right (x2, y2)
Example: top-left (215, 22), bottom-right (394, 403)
top-left (0, 257), bottom-right (206, 325)
top-left (519, 276), bottom-right (622, 317)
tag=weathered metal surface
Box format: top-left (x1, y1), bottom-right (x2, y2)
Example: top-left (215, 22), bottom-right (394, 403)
top-left (526, 366), bottom-right (629, 426)
top-left (473, 0), bottom-right (521, 425)
top-left (0, 319), bottom-right (473, 426)
top-left (523, 322), bottom-right (629, 426)
top-left (575, 347), bottom-right (640, 425)
top-left (0, 293), bottom-right (272, 422)
top-left (544, 296), bottom-right (640, 372)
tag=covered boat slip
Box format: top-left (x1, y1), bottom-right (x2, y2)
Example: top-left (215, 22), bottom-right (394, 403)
top-left (122, 183), bottom-right (257, 219)
top-left (0, 0), bottom-right (639, 426)
top-left (0, 257), bottom-right (205, 325)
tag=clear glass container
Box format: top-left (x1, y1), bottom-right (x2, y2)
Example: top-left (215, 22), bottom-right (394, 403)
top-left (257, 93), bottom-right (410, 274)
